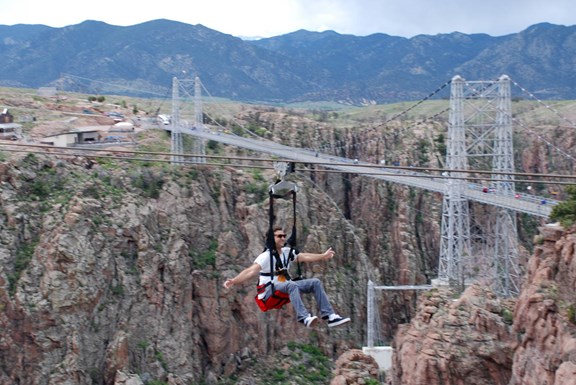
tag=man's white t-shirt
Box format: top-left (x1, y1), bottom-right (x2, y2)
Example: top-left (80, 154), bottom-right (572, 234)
top-left (254, 246), bottom-right (298, 298)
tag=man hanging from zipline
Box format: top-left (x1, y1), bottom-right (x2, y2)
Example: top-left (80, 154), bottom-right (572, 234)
top-left (223, 226), bottom-right (350, 328)
top-left (223, 161), bottom-right (350, 328)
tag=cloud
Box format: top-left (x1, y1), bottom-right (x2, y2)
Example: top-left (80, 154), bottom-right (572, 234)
top-left (290, 0), bottom-right (576, 37)
top-left (0, 0), bottom-right (575, 38)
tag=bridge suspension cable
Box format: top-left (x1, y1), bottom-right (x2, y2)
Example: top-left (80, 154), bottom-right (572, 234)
top-left (59, 73), bottom-right (167, 98)
top-left (315, 77), bottom-right (510, 159)
top-left (198, 79), bottom-right (261, 139)
top-left (376, 80), bottom-right (452, 126)
top-left (511, 79), bottom-right (576, 164)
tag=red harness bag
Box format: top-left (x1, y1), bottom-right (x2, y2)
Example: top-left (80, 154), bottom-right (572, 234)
top-left (255, 283), bottom-right (290, 312)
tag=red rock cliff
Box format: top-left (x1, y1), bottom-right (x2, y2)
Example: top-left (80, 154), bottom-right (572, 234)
top-left (391, 225), bottom-right (576, 385)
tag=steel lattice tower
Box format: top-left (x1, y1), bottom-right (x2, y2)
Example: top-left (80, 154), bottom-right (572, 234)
top-left (438, 75), bottom-right (520, 297)
top-left (491, 75), bottom-right (520, 297)
top-left (438, 76), bottom-right (472, 288)
top-left (192, 76), bottom-right (206, 163)
top-left (171, 76), bottom-right (206, 165)
top-left (170, 77), bottom-right (184, 165)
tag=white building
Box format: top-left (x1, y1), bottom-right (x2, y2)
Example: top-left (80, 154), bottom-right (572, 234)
top-left (40, 130), bottom-right (101, 147)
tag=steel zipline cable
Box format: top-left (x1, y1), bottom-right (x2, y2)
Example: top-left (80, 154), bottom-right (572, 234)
top-left (0, 142), bottom-right (575, 186)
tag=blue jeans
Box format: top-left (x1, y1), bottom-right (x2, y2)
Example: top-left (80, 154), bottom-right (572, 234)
top-left (270, 278), bottom-right (335, 322)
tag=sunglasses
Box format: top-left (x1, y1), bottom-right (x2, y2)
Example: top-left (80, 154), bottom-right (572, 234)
top-left (275, 234), bottom-right (287, 238)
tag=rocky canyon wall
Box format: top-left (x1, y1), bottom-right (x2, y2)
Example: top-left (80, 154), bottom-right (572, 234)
top-left (391, 225), bottom-right (576, 385)
top-left (0, 152), bottom-right (439, 384)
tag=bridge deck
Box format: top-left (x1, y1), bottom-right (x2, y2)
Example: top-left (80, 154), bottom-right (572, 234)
top-left (184, 128), bottom-right (556, 218)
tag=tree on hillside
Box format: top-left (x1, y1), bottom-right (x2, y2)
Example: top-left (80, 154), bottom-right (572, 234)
top-left (550, 185), bottom-right (576, 227)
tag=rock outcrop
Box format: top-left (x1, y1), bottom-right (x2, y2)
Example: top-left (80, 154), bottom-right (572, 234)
top-left (391, 225), bottom-right (576, 385)
top-left (330, 349), bottom-right (380, 385)
top-left (393, 284), bottom-right (516, 385)
top-left (508, 225), bottom-right (576, 385)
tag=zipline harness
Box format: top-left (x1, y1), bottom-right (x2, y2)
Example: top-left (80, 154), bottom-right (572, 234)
top-left (255, 162), bottom-right (301, 312)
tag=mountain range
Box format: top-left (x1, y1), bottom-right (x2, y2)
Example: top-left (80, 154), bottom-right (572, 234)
top-left (1, 19), bottom-right (575, 104)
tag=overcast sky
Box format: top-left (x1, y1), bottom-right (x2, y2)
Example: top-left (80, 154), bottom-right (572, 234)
top-left (0, 0), bottom-right (574, 38)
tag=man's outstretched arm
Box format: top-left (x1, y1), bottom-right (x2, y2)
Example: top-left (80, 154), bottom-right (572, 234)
top-left (297, 247), bottom-right (335, 263)
top-left (223, 263), bottom-right (261, 289)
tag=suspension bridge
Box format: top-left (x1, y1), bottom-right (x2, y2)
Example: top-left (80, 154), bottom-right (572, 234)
top-left (168, 75), bottom-right (568, 291)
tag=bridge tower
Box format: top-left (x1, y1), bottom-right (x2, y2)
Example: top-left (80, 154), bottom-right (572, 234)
top-left (439, 75), bottom-right (520, 297)
top-left (170, 76), bottom-right (205, 164)
top-left (170, 77), bottom-right (184, 165)
top-left (192, 76), bottom-right (206, 163)
top-left (438, 75), bottom-right (472, 290)
top-left (491, 75), bottom-right (521, 297)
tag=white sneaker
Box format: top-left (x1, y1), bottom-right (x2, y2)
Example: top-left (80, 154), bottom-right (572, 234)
top-left (324, 314), bottom-right (351, 327)
top-left (301, 315), bottom-right (319, 328)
